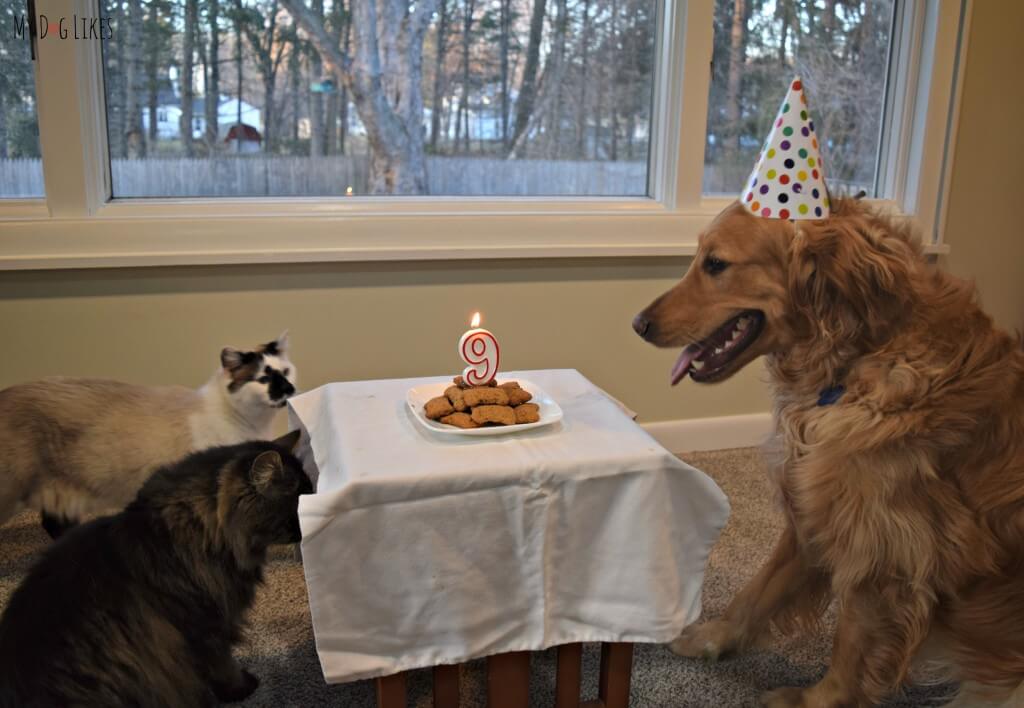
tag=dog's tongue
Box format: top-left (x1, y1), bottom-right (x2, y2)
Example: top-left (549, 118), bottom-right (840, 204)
top-left (671, 344), bottom-right (705, 386)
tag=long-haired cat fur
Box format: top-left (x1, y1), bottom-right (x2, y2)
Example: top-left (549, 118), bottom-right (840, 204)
top-left (0, 333), bottom-right (297, 538)
top-left (0, 430), bottom-right (311, 707)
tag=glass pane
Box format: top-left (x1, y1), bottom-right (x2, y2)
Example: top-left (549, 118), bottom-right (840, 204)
top-left (703, 0), bottom-right (894, 196)
top-left (102, 0), bottom-right (656, 198)
top-left (0, 6), bottom-right (44, 198)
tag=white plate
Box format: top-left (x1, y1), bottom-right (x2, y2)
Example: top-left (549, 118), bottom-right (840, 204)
top-left (406, 378), bottom-right (563, 437)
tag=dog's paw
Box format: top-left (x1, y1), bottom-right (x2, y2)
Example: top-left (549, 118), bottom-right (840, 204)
top-left (760, 687), bottom-right (805, 708)
top-left (669, 619), bottom-right (740, 661)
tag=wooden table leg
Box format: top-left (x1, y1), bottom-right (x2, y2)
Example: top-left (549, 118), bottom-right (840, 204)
top-left (376, 671), bottom-right (407, 708)
top-left (487, 651), bottom-right (531, 708)
top-left (555, 643), bottom-right (583, 708)
top-left (597, 643), bottom-right (633, 708)
top-left (433, 663), bottom-right (461, 708)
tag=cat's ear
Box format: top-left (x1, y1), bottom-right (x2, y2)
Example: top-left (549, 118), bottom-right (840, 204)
top-left (251, 450), bottom-right (285, 495)
top-left (273, 429), bottom-right (301, 453)
top-left (221, 347), bottom-right (244, 370)
top-left (275, 330), bottom-right (290, 353)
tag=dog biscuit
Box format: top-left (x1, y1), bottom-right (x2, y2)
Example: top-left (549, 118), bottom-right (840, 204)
top-left (497, 381), bottom-right (520, 391)
top-left (454, 375), bottom-right (496, 389)
top-left (424, 396), bottom-right (455, 420)
top-left (445, 385), bottom-right (469, 412)
top-left (514, 403), bottom-right (541, 424)
top-left (463, 387), bottom-right (510, 407)
top-left (471, 405), bottom-right (516, 426)
top-left (440, 412), bottom-right (480, 429)
top-left (506, 388), bottom-right (533, 406)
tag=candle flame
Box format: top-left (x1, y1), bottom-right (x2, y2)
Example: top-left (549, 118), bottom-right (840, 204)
top-left (346, 186), bottom-right (354, 196)
top-left (471, 312), bottom-right (481, 328)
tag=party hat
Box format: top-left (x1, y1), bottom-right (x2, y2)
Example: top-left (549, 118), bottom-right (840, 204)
top-left (741, 77), bottom-right (829, 220)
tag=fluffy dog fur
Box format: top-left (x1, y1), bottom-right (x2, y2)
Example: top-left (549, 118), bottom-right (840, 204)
top-left (633, 198), bottom-right (1024, 707)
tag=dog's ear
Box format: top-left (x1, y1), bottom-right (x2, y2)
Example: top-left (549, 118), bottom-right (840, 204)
top-left (788, 217), bottom-right (915, 343)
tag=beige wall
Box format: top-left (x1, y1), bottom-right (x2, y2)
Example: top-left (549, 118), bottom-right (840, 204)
top-left (1, 2), bottom-right (1019, 423)
top-left (938, 0), bottom-right (1024, 331)
top-left (0, 259), bottom-right (771, 423)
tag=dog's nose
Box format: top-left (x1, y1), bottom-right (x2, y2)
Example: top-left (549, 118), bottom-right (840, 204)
top-left (632, 314), bottom-right (651, 338)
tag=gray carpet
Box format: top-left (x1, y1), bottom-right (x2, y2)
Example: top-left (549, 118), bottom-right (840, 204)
top-left (0, 448), bottom-right (952, 707)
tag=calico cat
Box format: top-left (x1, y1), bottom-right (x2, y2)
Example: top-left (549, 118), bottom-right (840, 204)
top-left (0, 430), bottom-right (311, 708)
top-left (0, 333), bottom-right (297, 538)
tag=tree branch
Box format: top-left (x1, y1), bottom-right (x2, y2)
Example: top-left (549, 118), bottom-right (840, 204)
top-left (279, 0), bottom-right (353, 86)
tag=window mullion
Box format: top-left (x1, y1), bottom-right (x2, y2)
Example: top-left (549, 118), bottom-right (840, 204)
top-left (673, 0), bottom-right (714, 210)
top-left (33, 0), bottom-right (110, 218)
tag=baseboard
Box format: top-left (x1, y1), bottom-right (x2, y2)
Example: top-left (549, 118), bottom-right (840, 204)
top-left (641, 413), bottom-right (773, 454)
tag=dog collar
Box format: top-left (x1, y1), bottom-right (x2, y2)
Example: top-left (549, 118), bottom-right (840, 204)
top-left (817, 385), bottom-right (845, 406)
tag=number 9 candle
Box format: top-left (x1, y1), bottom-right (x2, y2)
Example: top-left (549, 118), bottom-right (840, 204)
top-left (458, 312), bottom-right (500, 386)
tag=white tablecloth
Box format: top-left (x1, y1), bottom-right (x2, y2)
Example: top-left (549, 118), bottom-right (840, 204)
top-left (289, 369), bottom-right (729, 684)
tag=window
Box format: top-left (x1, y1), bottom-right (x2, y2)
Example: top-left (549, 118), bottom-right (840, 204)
top-left (703, 0), bottom-right (894, 196)
top-left (0, 5), bottom-right (43, 198)
top-left (0, 1), bottom-right (967, 269)
top-left (101, 0), bottom-right (657, 198)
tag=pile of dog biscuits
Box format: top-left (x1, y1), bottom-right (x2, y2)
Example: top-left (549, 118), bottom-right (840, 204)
top-left (424, 376), bottom-right (540, 429)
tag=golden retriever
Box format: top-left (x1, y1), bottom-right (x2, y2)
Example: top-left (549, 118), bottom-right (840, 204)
top-left (632, 197), bottom-right (1024, 707)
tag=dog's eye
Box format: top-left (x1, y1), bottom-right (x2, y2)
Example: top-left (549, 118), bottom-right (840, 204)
top-left (283, 368), bottom-right (290, 376)
top-left (257, 376), bottom-right (270, 384)
top-left (703, 256), bottom-right (730, 276)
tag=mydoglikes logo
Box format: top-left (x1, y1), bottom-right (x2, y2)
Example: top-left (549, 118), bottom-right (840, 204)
top-left (12, 13), bottom-right (114, 42)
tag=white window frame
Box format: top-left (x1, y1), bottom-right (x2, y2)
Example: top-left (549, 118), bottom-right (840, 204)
top-left (0, 0), bottom-right (969, 270)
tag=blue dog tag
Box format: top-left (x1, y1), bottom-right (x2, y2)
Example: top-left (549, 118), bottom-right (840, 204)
top-left (817, 385), bottom-right (845, 407)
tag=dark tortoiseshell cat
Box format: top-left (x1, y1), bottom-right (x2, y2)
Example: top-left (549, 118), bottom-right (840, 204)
top-left (0, 430), bottom-right (311, 708)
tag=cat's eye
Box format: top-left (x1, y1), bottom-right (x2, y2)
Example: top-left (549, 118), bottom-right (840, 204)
top-left (703, 255), bottom-right (730, 276)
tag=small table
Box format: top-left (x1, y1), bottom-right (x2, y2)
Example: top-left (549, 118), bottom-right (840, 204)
top-left (289, 369), bottom-right (729, 704)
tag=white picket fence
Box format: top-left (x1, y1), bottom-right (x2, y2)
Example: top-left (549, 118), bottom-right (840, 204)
top-left (0, 156), bottom-right (649, 198)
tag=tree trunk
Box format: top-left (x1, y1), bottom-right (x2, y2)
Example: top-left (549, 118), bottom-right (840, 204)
top-left (281, 0), bottom-right (437, 194)
top-left (458, 0), bottom-right (475, 154)
top-left (724, 0), bottom-right (746, 156)
top-left (499, 0), bottom-right (510, 149)
top-left (206, 0), bottom-right (221, 149)
top-left (0, 92), bottom-right (7, 159)
top-left (777, 0), bottom-right (792, 65)
top-left (610, 0), bottom-right (619, 161)
top-left (430, 0), bottom-right (450, 152)
top-left (575, 0), bottom-right (592, 158)
top-left (234, 0), bottom-right (244, 149)
top-left (548, 0), bottom-right (568, 157)
top-left (181, 0), bottom-right (197, 156)
top-left (339, 3), bottom-right (351, 154)
top-left (125, 0), bottom-right (146, 157)
top-left (108, 0), bottom-right (127, 157)
top-left (508, 0), bottom-right (548, 154)
top-left (309, 0), bottom-right (325, 156)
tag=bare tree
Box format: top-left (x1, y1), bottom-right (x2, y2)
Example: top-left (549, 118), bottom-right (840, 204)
top-left (574, 0), bottom-right (592, 158)
top-left (430, 0), bottom-right (451, 152)
top-left (508, 0), bottom-right (548, 154)
top-left (499, 0), bottom-right (511, 149)
top-left (308, 0), bottom-right (325, 156)
top-left (125, 0), bottom-right (147, 157)
top-left (181, 0), bottom-right (199, 156)
top-left (455, 0), bottom-right (476, 153)
top-left (242, 1), bottom-right (289, 153)
top-left (723, 0), bottom-right (747, 156)
top-left (205, 0), bottom-right (222, 149)
top-left (281, 0), bottom-right (439, 194)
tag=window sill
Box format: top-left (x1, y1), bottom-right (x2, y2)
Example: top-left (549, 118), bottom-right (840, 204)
top-left (0, 198), bottom-right (948, 271)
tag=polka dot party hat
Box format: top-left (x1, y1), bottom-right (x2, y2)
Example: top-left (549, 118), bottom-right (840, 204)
top-left (741, 77), bottom-right (829, 220)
